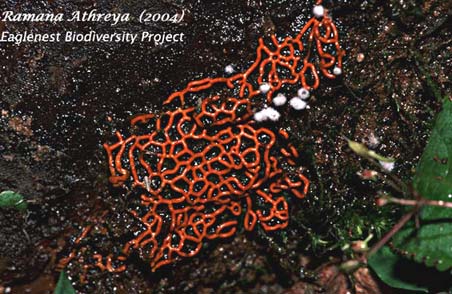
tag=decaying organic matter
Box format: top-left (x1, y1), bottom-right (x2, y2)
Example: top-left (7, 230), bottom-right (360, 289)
top-left (60, 0), bottom-right (344, 278)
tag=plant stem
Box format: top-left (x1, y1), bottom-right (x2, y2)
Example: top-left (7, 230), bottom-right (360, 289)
top-left (368, 196), bottom-right (452, 257)
top-left (367, 207), bottom-right (418, 257)
top-left (388, 196), bottom-right (452, 208)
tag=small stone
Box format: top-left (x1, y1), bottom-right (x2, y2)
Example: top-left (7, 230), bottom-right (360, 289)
top-left (356, 53), bottom-right (365, 63)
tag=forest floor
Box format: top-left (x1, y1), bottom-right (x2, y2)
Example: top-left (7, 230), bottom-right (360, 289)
top-left (0, 0), bottom-right (450, 293)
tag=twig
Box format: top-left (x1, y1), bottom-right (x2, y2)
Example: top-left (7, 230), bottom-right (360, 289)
top-left (368, 195), bottom-right (452, 258)
top-left (367, 207), bottom-right (418, 257)
top-left (347, 138), bottom-right (452, 259)
top-left (375, 173), bottom-right (403, 194)
top-left (387, 196), bottom-right (452, 209)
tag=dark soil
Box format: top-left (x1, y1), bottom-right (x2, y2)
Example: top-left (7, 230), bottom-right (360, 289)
top-left (0, 0), bottom-right (450, 293)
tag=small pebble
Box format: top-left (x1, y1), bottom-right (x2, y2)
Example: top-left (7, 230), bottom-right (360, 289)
top-left (357, 53), bottom-right (365, 63)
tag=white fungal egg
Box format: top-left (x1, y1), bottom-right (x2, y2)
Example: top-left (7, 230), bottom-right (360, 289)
top-left (313, 5), bottom-right (325, 18)
top-left (289, 97), bottom-right (308, 110)
top-left (333, 66), bottom-right (342, 75)
top-left (225, 65), bottom-right (234, 74)
top-left (259, 83), bottom-right (271, 94)
top-left (254, 107), bottom-right (281, 122)
top-left (272, 94), bottom-right (287, 106)
top-left (265, 107), bottom-right (281, 121)
top-left (297, 88), bottom-right (310, 100)
top-left (253, 110), bottom-right (266, 122)
top-left (379, 161), bottom-right (395, 172)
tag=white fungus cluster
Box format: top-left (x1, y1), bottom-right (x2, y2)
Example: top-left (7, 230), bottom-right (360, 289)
top-left (288, 87), bottom-right (310, 110)
top-left (272, 93), bottom-right (287, 106)
top-left (254, 107), bottom-right (281, 122)
top-left (254, 83), bottom-right (284, 122)
top-left (254, 85), bottom-right (314, 123)
top-left (379, 161), bottom-right (395, 172)
top-left (333, 66), bottom-right (342, 75)
top-left (289, 97), bottom-right (307, 110)
top-left (297, 88), bottom-right (310, 99)
top-left (259, 82), bottom-right (271, 94)
top-left (313, 5), bottom-right (325, 18)
top-left (224, 64), bottom-right (235, 74)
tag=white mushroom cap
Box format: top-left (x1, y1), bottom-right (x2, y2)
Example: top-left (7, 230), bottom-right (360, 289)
top-left (333, 66), bottom-right (342, 75)
top-left (259, 83), bottom-right (271, 94)
top-left (313, 5), bottom-right (325, 18)
top-left (289, 97), bottom-right (308, 110)
top-left (224, 65), bottom-right (234, 74)
top-left (379, 161), bottom-right (395, 172)
top-left (272, 93), bottom-right (287, 106)
top-left (264, 107), bottom-right (281, 121)
top-left (253, 110), bottom-right (266, 122)
top-left (297, 88), bottom-right (310, 100)
top-left (254, 107), bottom-right (281, 122)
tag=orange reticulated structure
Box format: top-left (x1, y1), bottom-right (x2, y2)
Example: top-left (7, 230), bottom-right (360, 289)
top-left (164, 3), bottom-right (345, 106)
top-left (102, 96), bottom-right (309, 271)
top-left (61, 1), bottom-right (344, 277)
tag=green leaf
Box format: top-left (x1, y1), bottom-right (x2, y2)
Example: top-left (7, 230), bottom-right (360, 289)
top-left (54, 271), bottom-right (76, 294)
top-left (392, 100), bottom-right (452, 270)
top-left (368, 246), bottom-right (428, 293)
top-left (0, 190), bottom-right (27, 212)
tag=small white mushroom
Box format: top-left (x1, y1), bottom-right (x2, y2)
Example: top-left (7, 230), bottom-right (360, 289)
top-left (289, 97), bottom-right (308, 110)
top-left (313, 5), bottom-right (325, 18)
top-left (297, 88), bottom-right (310, 100)
top-left (225, 65), bottom-right (234, 74)
top-left (379, 161), bottom-right (395, 172)
top-left (264, 107), bottom-right (281, 121)
top-left (253, 110), bottom-right (266, 122)
top-left (333, 66), bottom-right (342, 75)
top-left (259, 83), bottom-right (271, 94)
top-left (272, 93), bottom-right (287, 106)
top-left (253, 107), bottom-right (281, 122)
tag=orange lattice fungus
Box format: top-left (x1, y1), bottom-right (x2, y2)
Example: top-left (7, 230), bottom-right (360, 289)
top-left (164, 2), bottom-right (345, 107)
top-left (60, 0), bottom-right (344, 277)
top-left (101, 96), bottom-right (309, 271)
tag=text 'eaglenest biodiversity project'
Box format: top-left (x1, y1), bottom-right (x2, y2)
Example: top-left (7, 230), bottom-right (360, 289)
top-left (0, 9), bottom-right (186, 45)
